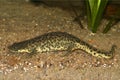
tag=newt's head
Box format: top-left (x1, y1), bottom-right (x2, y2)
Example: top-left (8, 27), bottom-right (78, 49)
top-left (8, 42), bottom-right (30, 53)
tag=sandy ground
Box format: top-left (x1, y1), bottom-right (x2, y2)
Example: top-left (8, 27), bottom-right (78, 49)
top-left (0, 0), bottom-right (120, 80)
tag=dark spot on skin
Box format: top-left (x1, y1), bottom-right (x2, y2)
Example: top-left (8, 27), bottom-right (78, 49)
top-left (94, 53), bottom-right (96, 55)
top-left (90, 50), bottom-right (92, 52)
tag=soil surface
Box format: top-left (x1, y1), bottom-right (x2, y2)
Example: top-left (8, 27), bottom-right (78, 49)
top-left (0, 0), bottom-right (120, 80)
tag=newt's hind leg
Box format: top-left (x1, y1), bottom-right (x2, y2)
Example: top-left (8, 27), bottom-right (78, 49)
top-left (61, 44), bottom-right (75, 57)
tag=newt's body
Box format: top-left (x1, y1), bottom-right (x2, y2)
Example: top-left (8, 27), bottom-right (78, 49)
top-left (8, 32), bottom-right (116, 59)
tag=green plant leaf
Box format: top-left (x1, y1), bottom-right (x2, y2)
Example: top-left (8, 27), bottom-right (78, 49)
top-left (86, 0), bottom-right (108, 33)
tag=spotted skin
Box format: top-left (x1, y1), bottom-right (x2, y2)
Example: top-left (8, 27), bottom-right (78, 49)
top-left (8, 32), bottom-right (116, 59)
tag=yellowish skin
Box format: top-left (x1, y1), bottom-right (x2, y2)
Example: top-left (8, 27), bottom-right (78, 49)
top-left (8, 32), bottom-right (116, 59)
